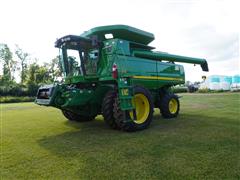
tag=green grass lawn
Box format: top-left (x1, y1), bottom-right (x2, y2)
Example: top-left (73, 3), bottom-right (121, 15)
top-left (1, 93), bottom-right (240, 179)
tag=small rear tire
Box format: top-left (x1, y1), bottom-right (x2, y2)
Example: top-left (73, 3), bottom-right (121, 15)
top-left (160, 93), bottom-right (180, 118)
top-left (62, 110), bottom-right (95, 122)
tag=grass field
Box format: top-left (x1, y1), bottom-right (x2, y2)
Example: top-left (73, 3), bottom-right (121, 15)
top-left (1, 93), bottom-right (240, 179)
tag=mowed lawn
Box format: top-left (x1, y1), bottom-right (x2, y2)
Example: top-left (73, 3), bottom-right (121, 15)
top-left (1, 93), bottom-right (240, 179)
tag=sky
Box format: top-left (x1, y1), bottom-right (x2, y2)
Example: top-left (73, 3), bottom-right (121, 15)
top-left (0, 0), bottom-right (239, 82)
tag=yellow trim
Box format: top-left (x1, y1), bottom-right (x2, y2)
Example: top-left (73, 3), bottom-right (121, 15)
top-left (169, 98), bottom-right (178, 114)
top-left (132, 75), bottom-right (183, 81)
top-left (129, 94), bottom-right (150, 124)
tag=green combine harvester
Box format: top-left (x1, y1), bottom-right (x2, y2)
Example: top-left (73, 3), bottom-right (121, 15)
top-left (36, 25), bottom-right (208, 131)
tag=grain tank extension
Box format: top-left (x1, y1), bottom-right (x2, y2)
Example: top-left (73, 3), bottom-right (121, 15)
top-left (35, 25), bottom-right (208, 132)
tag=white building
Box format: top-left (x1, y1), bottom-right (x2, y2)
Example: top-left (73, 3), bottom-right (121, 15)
top-left (231, 75), bottom-right (240, 91)
top-left (200, 75), bottom-right (240, 91)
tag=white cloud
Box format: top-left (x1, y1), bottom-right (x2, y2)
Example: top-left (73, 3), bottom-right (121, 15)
top-left (0, 0), bottom-right (239, 81)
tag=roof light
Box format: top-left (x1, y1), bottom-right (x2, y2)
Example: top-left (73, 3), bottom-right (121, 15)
top-left (105, 33), bottom-right (113, 39)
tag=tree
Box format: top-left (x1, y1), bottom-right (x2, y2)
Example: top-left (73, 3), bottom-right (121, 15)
top-left (36, 64), bottom-right (51, 84)
top-left (25, 62), bottom-right (52, 96)
top-left (15, 45), bottom-right (29, 84)
top-left (49, 56), bottom-right (62, 81)
top-left (0, 44), bottom-right (17, 82)
top-left (26, 62), bottom-right (52, 85)
top-left (27, 62), bottom-right (39, 83)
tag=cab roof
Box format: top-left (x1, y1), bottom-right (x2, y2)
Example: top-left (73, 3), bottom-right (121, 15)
top-left (81, 25), bottom-right (155, 45)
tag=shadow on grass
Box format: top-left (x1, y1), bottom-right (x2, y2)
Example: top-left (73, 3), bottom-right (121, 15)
top-left (37, 112), bottom-right (219, 157)
top-left (37, 112), bottom-right (240, 179)
top-left (62, 118), bottom-right (107, 129)
top-left (38, 107), bottom-right (239, 158)
top-left (38, 114), bottom-right (163, 156)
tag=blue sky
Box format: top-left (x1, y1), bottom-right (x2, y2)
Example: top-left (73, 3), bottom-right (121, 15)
top-left (0, 0), bottom-right (239, 82)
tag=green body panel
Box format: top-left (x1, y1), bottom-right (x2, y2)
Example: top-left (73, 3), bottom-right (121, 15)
top-left (36, 83), bottom-right (111, 116)
top-left (65, 75), bottom-right (99, 84)
top-left (117, 78), bottom-right (134, 110)
top-left (36, 25), bottom-right (208, 114)
top-left (81, 25), bottom-right (154, 45)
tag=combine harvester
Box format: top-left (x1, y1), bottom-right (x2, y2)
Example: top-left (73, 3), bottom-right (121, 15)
top-left (36, 25), bottom-right (208, 131)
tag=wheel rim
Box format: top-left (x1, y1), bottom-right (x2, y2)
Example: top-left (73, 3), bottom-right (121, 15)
top-left (169, 98), bottom-right (178, 114)
top-left (130, 94), bottom-right (150, 124)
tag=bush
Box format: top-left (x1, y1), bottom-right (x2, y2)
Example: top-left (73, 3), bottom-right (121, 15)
top-left (0, 84), bottom-right (28, 96)
top-left (26, 83), bottom-right (39, 96)
top-left (0, 96), bottom-right (35, 103)
top-left (197, 89), bottom-right (231, 93)
top-left (197, 88), bottom-right (210, 93)
top-left (171, 86), bottom-right (188, 93)
top-left (0, 83), bottom-right (39, 97)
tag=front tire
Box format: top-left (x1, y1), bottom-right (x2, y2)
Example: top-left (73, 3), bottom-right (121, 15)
top-left (160, 93), bottom-right (180, 118)
top-left (114, 86), bottom-right (154, 132)
top-left (102, 90), bottom-right (119, 129)
top-left (62, 110), bottom-right (95, 122)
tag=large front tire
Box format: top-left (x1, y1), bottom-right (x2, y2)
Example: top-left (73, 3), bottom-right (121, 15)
top-left (62, 110), bottom-right (95, 122)
top-left (102, 90), bottom-right (119, 129)
top-left (114, 86), bottom-right (154, 132)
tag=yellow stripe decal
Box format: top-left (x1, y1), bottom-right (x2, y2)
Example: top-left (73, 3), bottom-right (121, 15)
top-left (132, 76), bottom-right (183, 81)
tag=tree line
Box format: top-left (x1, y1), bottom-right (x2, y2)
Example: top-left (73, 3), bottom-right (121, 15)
top-left (0, 43), bottom-right (62, 96)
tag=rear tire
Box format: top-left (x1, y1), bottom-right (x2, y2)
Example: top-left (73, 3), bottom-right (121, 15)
top-left (102, 90), bottom-right (119, 129)
top-left (62, 110), bottom-right (95, 122)
top-left (114, 86), bottom-right (154, 132)
top-left (160, 93), bottom-right (180, 118)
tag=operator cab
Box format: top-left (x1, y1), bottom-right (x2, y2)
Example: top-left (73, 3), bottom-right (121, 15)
top-left (55, 25), bottom-right (156, 79)
top-left (55, 35), bottom-right (100, 77)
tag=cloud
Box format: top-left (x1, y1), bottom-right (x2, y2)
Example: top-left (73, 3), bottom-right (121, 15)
top-left (0, 0), bottom-right (239, 81)
top-left (182, 25), bottom-right (239, 62)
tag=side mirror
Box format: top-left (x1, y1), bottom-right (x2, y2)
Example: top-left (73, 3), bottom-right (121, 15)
top-left (91, 35), bottom-right (99, 47)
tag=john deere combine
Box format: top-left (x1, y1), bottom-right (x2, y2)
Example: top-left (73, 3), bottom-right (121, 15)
top-left (36, 25), bottom-right (208, 131)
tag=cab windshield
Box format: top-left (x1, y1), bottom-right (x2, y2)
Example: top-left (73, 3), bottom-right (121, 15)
top-left (60, 45), bottom-right (99, 77)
